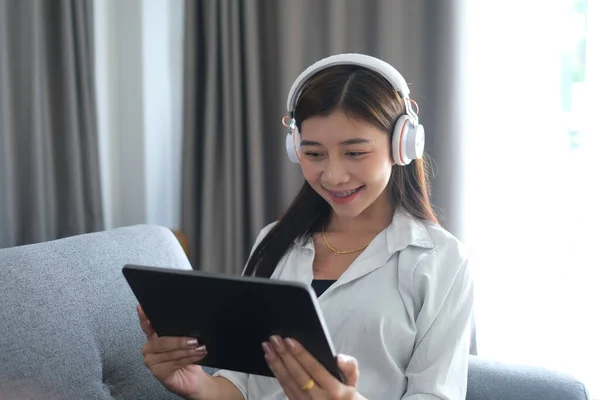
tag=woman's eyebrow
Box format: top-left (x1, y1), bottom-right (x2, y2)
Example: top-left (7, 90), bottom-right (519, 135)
top-left (300, 138), bottom-right (371, 146)
top-left (339, 138), bottom-right (371, 145)
top-left (300, 139), bottom-right (322, 146)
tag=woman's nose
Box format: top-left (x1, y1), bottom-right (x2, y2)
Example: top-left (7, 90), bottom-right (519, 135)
top-left (321, 159), bottom-right (350, 187)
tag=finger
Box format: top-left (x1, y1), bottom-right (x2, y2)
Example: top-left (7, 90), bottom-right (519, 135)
top-left (269, 336), bottom-right (315, 392)
top-left (137, 304), bottom-right (156, 339)
top-left (144, 336), bottom-right (202, 355)
top-left (284, 338), bottom-right (342, 394)
top-left (171, 352), bottom-right (207, 369)
top-left (263, 342), bottom-right (310, 399)
top-left (151, 352), bottom-right (207, 378)
top-left (336, 354), bottom-right (359, 388)
top-left (145, 345), bottom-right (207, 366)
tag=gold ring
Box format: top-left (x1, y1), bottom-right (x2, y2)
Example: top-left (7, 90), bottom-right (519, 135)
top-left (301, 378), bottom-right (315, 391)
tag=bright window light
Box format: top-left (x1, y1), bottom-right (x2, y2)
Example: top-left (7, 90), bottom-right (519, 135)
top-left (465, 0), bottom-right (599, 395)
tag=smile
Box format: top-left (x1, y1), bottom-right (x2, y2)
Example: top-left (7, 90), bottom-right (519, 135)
top-left (331, 186), bottom-right (362, 197)
top-left (327, 186), bottom-right (365, 198)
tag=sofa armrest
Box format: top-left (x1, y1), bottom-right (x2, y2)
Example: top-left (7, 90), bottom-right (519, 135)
top-left (467, 355), bottom-right (590, 400)
top-left (0, 224), bottom-right (191, 399)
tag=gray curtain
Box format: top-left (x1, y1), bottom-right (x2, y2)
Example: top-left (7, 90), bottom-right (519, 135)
top-left (0, 0), bottom-right (103, 248)
top-left (182, 0), bottom-right (473, 354)
top-left (182, 0), bottom-right (466, 271)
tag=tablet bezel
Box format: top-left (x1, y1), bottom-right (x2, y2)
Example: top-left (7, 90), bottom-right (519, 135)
top-left (122, 264), bottom-right (343, 382)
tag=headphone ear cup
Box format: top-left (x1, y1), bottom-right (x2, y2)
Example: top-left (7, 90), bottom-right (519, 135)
top-left (392, 115), bottom-right (425, 166)
top-left (285, 132), bottom-right (300, 163)
top-left (406, 122), bottom-right (425, 160)
top-left (392, 115), bottom-right (410, 165)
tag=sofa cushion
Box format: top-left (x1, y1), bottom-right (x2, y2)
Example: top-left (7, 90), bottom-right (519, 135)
top-left (0, 225), bottom-right (191, 399)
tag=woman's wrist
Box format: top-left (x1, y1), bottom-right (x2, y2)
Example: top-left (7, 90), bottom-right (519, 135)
top-left (183, 370), bottom-right (212, 400)
top-left (185, 374), bottom-right (245, 400)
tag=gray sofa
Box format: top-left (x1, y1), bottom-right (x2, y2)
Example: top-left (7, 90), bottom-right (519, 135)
top-left (0, 225), bottom-right (591, 400)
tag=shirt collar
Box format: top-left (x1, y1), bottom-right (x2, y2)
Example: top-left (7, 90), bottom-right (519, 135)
top-left (294, 207), bottom-right (434, 254)
top-left (385, 208), bottom-right (435, 254)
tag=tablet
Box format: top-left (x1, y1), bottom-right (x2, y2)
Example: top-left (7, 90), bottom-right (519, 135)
top-left (122, 264), bottom-right (343, 381)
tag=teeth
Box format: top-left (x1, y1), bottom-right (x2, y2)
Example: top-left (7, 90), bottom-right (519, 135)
top-left (333, 187), bottom-right (360, 198)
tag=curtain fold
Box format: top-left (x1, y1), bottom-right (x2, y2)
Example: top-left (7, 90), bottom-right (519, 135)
top-left (0, 0), bottom-right (103, 248)
top-left (181, 0), bottom-right (473, 353)
top-left (182, 0), bottom-right (466, 270)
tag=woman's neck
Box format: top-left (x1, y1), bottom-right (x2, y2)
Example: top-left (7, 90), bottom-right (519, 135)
top-left (327, 196), bottom-right (395, 235)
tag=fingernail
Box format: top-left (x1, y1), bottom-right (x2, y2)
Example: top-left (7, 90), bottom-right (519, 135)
top-left (337, 354), bottom-right (351, 363)
top-left (284, 338), bottom-right (296, 348)
top-left (187, 339), bottom-right (198, 346)
top-left (270, 335), bottom-right (283, 350)
top-left (262, 342), bottom-right (272, 355)
top-left (195, 345), bottom-right (207, 353)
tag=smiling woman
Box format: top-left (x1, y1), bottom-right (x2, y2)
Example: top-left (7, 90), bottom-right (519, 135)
top-left (138, 54), bottom-right (474, 400)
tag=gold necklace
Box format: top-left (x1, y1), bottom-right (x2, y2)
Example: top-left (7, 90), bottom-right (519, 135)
top-left (321, 227), bottom-right (369, 256)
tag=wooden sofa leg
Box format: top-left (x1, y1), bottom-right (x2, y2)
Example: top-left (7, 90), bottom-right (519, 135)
top-left (171, 229), bottom-right (189, 258)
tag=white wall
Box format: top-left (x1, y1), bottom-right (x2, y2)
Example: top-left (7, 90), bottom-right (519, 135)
top-left (94, 0), bottom-right (184, 230)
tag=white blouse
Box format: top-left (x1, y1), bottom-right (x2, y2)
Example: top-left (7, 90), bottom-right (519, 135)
top-left (214, 209), bottom-right (474, 400)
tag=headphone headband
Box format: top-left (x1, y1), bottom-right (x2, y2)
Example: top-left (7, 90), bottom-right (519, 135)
top-left (286, 53), bottom-right (411, 113)
top-left (284, 53), bottom-right (424, 166)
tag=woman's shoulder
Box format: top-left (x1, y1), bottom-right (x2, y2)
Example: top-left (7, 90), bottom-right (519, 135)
top-left (395, 215), bottom-right (473, 307)
top-left (415, 222), bottom-right (471, 295)
top-left (250, 221), bottom-right (279, 248)
top-left (392, 209), bottom-right (467, 261)
top-left (258, 220), bottom-right (279, 236)
top-left (393, 211), bottom-right (469, 280)
top-left (421, 220), bottom-right (468, 262)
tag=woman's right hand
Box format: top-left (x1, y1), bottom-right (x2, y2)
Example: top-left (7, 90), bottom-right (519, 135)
top-left (137, 304), bottom-right (208, 397)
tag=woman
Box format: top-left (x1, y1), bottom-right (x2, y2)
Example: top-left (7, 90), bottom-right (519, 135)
top-left (138, 54), bottom-right (474, 400)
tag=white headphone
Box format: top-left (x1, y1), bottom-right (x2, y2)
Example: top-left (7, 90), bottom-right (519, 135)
top-left (284, 53), bottom-right (425, 166)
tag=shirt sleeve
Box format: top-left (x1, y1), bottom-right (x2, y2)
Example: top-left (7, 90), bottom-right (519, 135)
top-left (211, 221), bottom-right (279, 399)
top-left (212, 369), bottom-right (249, 400)
top-left (402, 246), bottom-right (475, 400)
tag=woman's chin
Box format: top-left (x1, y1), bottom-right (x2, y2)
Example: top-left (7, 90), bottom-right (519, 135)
top-left (327, 202), bottom-right (368, 219)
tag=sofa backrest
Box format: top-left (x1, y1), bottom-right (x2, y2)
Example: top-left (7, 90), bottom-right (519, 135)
top-left (0, 225), bottom-right (191, 399)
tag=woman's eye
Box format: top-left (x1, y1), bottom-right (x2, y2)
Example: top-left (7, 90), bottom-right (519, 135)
top-left (304, 152), bottom-right (323, 159)
top-left (347, 152), bottom-right (366, 157)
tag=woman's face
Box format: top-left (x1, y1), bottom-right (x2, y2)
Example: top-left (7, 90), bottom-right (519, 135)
top-left (298, 109), bottom-right (394, 219)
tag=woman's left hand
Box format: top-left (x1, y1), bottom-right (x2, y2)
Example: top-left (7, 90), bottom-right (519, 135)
top-left (263, 335), bottom-right (363, 400)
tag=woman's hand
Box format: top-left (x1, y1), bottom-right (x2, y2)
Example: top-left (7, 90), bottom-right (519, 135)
top-left (137, 304), bottom-right (208, 397)
top-left (263, 335), bottom-right (364, 400)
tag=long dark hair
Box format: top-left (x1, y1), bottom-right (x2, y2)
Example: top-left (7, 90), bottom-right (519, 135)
top-left (243, 65), bottom-right (437, 277)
